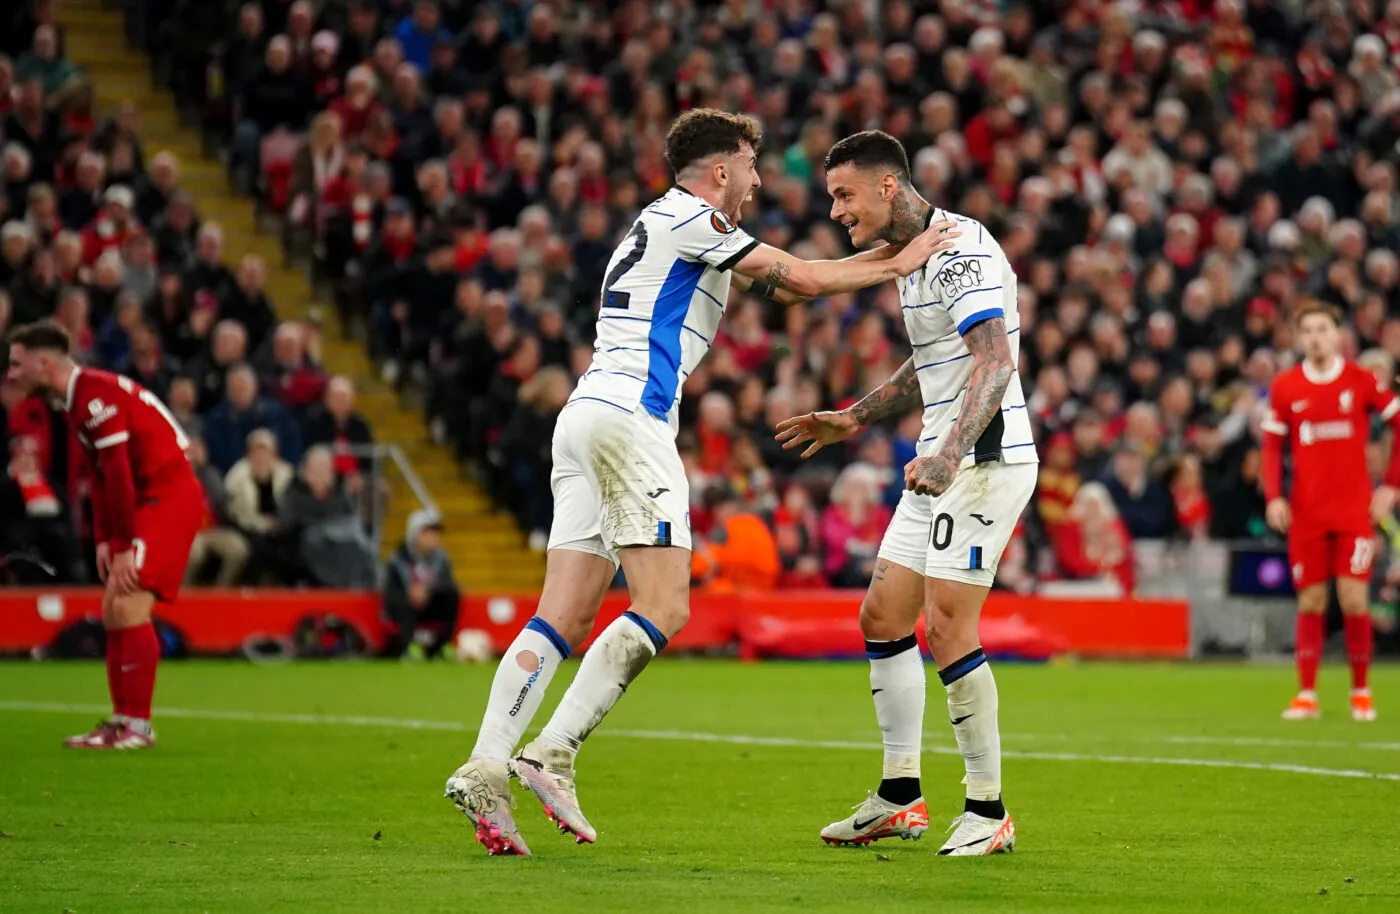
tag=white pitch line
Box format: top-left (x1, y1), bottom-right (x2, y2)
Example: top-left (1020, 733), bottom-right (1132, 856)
top-left (23, 699), bottom-right (1395, 754)
top-left (1018, 733), bottom-right (1400, 752)
top-left (3, 700), bottom-right (1400, 783)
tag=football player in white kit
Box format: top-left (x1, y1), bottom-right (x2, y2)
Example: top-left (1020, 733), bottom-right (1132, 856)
top-left (445, 111), bottom-right (961, 856)
top-left (777, 131), bottom-right (1038, 856)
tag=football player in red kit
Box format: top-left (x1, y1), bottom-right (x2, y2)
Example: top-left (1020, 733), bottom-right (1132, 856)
top-left (6, 321), bottom-right (204, 749)
top-left (1261, 303), bottom-right (1400, 722)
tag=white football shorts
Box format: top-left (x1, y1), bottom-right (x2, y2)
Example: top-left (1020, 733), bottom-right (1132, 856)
top-left (877, 461), bottom-right (1038, 586)
top-left (547, 399), bottom-right (691, 564)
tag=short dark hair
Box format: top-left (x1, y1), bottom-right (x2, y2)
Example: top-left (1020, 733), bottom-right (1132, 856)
top-left (823, 130), bottom-right (912, 185)
top-left (6, 320), bottom-right (71, 354)
top-left (664, 109), bottom-right (763, 175)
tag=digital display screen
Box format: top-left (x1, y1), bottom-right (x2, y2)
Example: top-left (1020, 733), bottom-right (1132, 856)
top-left (1228, 547), bottom-right (1296, 598)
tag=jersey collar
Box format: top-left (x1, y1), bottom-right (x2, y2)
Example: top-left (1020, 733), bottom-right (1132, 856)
top-left (62, 366), bottom-right (81, 412)
top-left (1302, 355), bottom-right (1343, 385)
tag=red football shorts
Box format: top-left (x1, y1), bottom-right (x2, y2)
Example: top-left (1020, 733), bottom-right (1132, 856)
top-left (1288, 523), bottom-right (1376, 591)
top-left (133, 473), bottom-right (205, 604)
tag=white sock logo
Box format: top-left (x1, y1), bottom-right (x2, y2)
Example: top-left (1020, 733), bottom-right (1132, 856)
top-left (509, 656), bottom-right (546, 717)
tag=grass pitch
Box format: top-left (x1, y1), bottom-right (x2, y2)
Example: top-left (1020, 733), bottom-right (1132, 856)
top-left (2, 659), bottom-right (1400, 912)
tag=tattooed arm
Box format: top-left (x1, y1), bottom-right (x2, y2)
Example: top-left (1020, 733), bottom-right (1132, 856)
top-left (905, 318), bottom-right (1015, 497)
top-left (732, 244), bottom-right (903, 305)
top-left (730, 220), bottom-right (959, 299)
top-left (774, 358), bottom-right (920, 458)
top-left (849, 358), bottom-right (920, 425)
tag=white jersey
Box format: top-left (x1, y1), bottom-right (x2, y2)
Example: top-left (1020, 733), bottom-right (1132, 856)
top-left (900, 208), bottom-right (1036, 466)
top-left (570, 186), bottom-right (759, 430)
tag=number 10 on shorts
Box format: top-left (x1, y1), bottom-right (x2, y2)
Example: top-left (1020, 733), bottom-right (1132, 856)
top-left (929, 512), bottom-right (986, 572)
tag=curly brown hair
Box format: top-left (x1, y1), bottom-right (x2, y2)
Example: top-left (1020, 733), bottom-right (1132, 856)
top-left (663, 109), bottom-right (763, 176)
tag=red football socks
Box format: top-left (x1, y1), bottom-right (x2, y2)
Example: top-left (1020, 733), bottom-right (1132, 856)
top-left (105, 627), bottom-right (127, 716)
top-left (1343, 613), bottom-right (1373, 691)
top-left (118, 623), bottom-right (160, 722)
top-left (1295, 612), bottom-right (1323, 692)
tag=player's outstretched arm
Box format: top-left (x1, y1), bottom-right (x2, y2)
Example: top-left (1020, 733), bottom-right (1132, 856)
top-left (732, 220), bottom-right (959, 299)
top-left (733, 244), bottom-right (902, 305)
top-left (775, 358), bottom-right (919, 458)
top-left (1260, 379), bottom-right (1292, 532)
top-left (906, 318), bottom-right (1014, 497)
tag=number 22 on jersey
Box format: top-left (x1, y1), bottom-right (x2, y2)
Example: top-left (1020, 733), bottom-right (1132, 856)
top-left (602, 223), bottom-right (649, 310)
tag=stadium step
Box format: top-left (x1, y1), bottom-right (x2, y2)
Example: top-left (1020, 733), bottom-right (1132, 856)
top-left (59, 0), bottom-right (546, 592)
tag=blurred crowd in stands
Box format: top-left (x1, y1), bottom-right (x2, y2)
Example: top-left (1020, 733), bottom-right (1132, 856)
top-left (0, 0), bottom-right (387, 589)
top-left (9, 0), bottom-right (1400, 599)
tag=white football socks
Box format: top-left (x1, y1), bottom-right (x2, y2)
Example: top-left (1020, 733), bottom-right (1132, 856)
top-left (940, 649), bottom-right (1002, 801)
top-left (867, 635), bottom-right (925, 781)
top-left (470, 617), bottom-right (571, 761)
top-left (539, 611), bottom-right (667, 756)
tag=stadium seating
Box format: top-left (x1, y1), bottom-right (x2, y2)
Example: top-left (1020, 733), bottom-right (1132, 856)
top-left (6, 0), bottom-right (1400, 603)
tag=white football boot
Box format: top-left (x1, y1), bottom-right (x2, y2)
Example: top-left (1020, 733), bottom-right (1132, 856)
top-left (938, 810), bottom-right (1016, 856)
top-left (444, 757), bottom-right (530, 856)
top-left (515, 739), bottom-right (598, 844)
top-left (820, 791), bottom-right (930, 846)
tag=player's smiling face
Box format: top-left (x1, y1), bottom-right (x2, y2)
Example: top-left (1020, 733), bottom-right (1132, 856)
top-left (826, 164), bottom-right (895, 249)
top-left (719, 141), bottom-right (760, 220)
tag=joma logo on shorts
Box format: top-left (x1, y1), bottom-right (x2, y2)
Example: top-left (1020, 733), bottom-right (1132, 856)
top-left (509, 656), bottom-right (546, 717)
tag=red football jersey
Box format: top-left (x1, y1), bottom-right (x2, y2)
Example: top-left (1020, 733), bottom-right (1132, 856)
top-left (62, 367), bottom-right (195, 552)
top-left (1261, 359), bottom-right (1398, 529)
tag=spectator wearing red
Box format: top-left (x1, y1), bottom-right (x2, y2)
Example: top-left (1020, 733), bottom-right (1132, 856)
top-left (772, 483), bottom-right (825, 588)
top-left (717, 299), bottom-right (772, 375)
top-left (303, 375), bottom-right (375, 481)
top-left (258, 322), bottom-right (328, 420)
top-left (1037, 432), bottom-right (1080, 538)
top-left (1170, 453), bottom-right (1213, 539)
top-left (450, 206), bottom-right (488, 274)
top-left (444, 126), bottom-right (488, 201)
top-left (328, 67), bottom-right (383, 143)
top-left (80, 185), bottom-right (140, 266)
top-left (0, 56), bottom-right (14, 118)
top-left (1056, 482), bottom-right (1137, 595)
top-left (821, 467), bottom-right (892, 589)
top-left (964, 101), bottom-right (1021, 171)
top-left (694, 391), bottom-right (736, 478)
